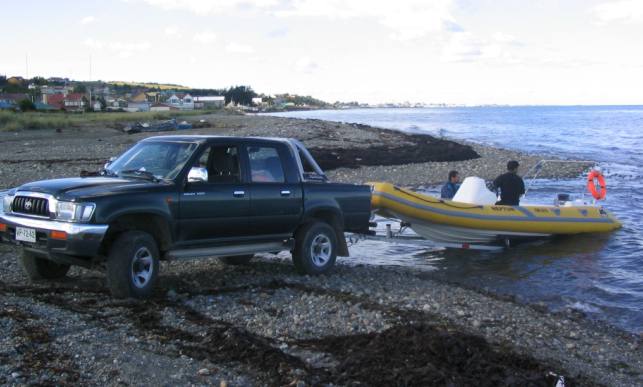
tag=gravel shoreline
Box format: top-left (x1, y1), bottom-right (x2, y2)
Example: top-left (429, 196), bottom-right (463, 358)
top-left (0, 112), bottom-right (589, 189)
top-left (0, 113), bottom-right (639, 386)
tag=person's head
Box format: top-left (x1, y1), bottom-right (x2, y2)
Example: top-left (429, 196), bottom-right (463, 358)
top-left (448, 170), bottom-right (459, 183)
top-left (507, 160), bottom-right (520, 172)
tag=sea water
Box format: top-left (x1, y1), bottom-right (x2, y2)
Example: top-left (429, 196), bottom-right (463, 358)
top-left (270, 106), bottom-right (643, 333)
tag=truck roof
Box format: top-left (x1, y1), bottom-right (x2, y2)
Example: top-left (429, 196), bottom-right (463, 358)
top-left (141, 135), bottom-right (295, 144)
top-left (140, 135), bottom-right (327, 179)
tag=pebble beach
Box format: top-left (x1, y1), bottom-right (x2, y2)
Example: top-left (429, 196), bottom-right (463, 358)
top-left (0, 112), bottom-right (640, 386)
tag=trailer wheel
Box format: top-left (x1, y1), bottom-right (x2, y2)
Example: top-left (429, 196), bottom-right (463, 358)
top-left (20, 250), bottom-right (70, 280)
top-left (292, 221), bottom-right (337, 275)
top-left (106, 231), bottom-right (159, 299)
top-left (220, 254), bottom-right (254, 265)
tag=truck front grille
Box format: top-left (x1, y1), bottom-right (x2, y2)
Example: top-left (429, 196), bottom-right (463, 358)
top-left (12, 196), bottom-right (50, 217)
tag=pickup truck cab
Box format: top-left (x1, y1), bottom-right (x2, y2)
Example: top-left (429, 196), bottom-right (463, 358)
top-left (0, 136), bottom-right (372, 298)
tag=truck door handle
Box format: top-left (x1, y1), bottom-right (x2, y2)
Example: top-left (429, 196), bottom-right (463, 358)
top-left (233, 190), bottom-right (245, 197)
top-left (280, 190), bottom-right (291, 196)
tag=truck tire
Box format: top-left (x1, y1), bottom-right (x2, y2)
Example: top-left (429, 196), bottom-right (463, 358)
top-left (106, 231), bottom-right (159, 299)
top-left (20, 250), bottom-right (70, 280)
top-left (292, 221), bottom-right (337, 275)
top-left (220, 254), bottom-right (254, 265)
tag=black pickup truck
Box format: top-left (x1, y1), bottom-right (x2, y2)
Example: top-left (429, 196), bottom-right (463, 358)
top-left (0, 136), bottom-right (371, 298)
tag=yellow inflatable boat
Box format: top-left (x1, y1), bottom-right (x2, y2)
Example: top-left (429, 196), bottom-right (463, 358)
top-left (370, 181), bottom-right (621, 247)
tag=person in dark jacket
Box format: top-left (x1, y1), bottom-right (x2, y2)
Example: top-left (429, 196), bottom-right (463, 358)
top-left (493, 161), bottom-right (525, 205)
top-left (441, 170), bottom-right (460, 199)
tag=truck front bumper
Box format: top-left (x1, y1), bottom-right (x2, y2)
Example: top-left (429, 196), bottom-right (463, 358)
top-left (0, 212), bottom-right (108, 261)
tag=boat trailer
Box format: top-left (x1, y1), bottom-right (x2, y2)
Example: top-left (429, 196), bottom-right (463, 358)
top-left (348, 219), bottom-right (506, 252)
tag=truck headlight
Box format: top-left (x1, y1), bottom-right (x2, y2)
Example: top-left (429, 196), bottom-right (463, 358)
top-left (2, 193), bottom-right (12, 214)
top-left (55, 201), bottom-right (96, 222)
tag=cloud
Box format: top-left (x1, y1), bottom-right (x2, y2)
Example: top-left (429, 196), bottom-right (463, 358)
top-left (492, 32), bottom-right (521, 46)
top-left (441, 33), bottom-right (484, 63)
top-left (83, 38), bottom-right (103, 49)
top-left (266, 26), bottom-right (289, 38)
top-left (83, 38), bottom-right (151, 57)
top-left (294, 57), bottom-right (319, 73)
top-left (108, 41), bottom-right (152, 51)
top-left (80, 16), bottom-right (96, 25)
top-left (441, 32), bottom-right (524, 63)
top-left (226, 42), bottom-right (255, 54)
top-left (140, 0), bottom-right (280, 15)
top-left (193, 30), bottom-right (217, 44)
top-left (440, 32), bottom-right (601, 69)
top-left (141, 0), bottom-right (458, 41)
top-left (591, 1), bottom-right (643, 24)
top-left (164, 25), bottom-right (180, 37)
top-left (275, 0), bottom-right (458, 40)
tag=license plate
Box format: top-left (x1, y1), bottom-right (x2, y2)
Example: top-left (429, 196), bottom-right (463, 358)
top-left (15, 227), bottom-right (37, 243)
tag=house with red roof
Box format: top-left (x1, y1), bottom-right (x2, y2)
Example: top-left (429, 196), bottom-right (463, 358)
top-left (45, 93), bottom-right (86, 111)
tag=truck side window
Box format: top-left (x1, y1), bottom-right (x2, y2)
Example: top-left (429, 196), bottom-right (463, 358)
top-left (248, 146), bottom-right (285, 183)
top-left (194, 145), bottom-right (241, 183)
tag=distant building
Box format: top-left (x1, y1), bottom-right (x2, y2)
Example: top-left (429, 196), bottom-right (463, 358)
top-left (0, 93), bottom-right (29, 108)
top-left (46, 93), bottom-right (86, 111)
top-left (252, 97), bottom-right (263, 106)
top-left (194, 96), bottom-right (225, 109)
top-left (47, 77), bottom-right (70, 84)
top-left (150, 103), bottom-right (178, 112)
top-left (127, 101), bottom-right (151, 112)
top-left (0, 101), bottom-right (14, 110)
top-left (107, 98), bottom-right (128, 111)
top-left (130, 92), bottom-right (149, 102)
top-left (166, 93), bottom-right (194, 110)
top-left (145, 91), bottom-right (160, 103)
top-left (34, 102), bottom-right (56, 111)
top-left (40, 85), bottom-right (73, 97)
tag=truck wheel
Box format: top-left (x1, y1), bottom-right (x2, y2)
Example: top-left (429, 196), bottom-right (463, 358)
top-left (220, 254), bottom-right (254, 265)
top-left (106, 231), bottom-right (159, 299)
top-left (292, 222), bottom-right (337, 275)
top-left (20, 250), bottom-right (70, 280)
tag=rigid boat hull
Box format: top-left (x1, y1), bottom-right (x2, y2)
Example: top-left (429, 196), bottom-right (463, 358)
top-left (398, 217), bottom-right (549, 245)
top-left (370, 182), bottom-right (621, 244)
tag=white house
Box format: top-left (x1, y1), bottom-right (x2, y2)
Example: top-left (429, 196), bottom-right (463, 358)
top-left (166, 93), bottom-right (194, 110)
top-left (150, 103), bottom-right (177, 112)
top-left (194, 95), bottom-right (225, 109)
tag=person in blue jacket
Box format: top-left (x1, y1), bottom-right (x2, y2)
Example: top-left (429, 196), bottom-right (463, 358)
top-left (441, 170), bottom-right (460, 199)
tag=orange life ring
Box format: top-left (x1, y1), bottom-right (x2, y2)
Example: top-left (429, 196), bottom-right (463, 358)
top-left (587, 170), bottom-right (607, 200)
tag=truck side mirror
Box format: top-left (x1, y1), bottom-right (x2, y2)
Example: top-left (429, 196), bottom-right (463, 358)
top-left (187, 166), bottom-right (208, 183)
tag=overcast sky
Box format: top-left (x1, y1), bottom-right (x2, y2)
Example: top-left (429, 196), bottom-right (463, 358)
top-left (1, 0), bottom-right (642, 105)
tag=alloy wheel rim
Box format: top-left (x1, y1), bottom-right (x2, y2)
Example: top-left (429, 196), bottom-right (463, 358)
top-left (131, 247), bottom-right (154, 288)
top-left (310, 234), bottom-right (332, 267)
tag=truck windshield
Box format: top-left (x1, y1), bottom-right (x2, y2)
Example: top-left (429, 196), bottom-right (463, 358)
top-left (106, 141), bottom-right (199, 181)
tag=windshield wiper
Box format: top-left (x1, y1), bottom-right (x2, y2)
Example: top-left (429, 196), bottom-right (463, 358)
top-left (100, 168), bottom-right (118, 177)
top-left (118, 169), bottom-right (160, 182)
top-left (80, 168), bottom-right (118, 177)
